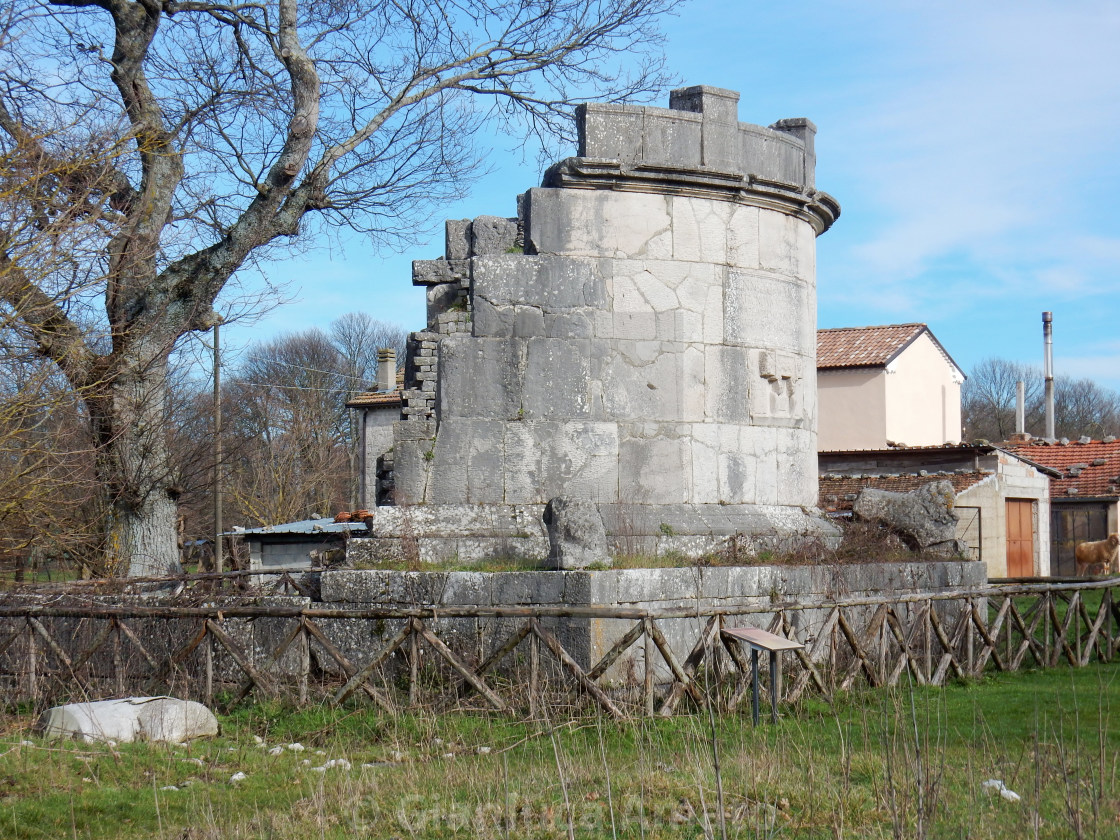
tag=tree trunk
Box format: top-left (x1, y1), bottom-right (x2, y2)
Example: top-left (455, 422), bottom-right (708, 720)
top-left (111, 491), bottom-right (181, 578)
top-left (90, 349), bottom-right (182, 577)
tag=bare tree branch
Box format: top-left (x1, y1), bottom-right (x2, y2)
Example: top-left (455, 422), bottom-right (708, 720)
top-left (0, 0), bottom-right (679, 573)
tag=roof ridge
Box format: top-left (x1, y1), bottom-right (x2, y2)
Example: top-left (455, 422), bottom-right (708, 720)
top-left (818, 322), bottom-right (926, 332)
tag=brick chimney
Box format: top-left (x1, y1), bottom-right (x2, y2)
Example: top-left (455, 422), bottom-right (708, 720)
top-left (376, 348), bottom-right (396, 392)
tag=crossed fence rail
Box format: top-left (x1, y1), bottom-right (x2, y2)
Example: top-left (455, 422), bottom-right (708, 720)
top-left (0, 576), bottom-right (1116, 718)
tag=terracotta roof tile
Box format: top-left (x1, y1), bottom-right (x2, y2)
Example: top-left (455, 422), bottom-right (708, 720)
top-left (346, 391), bottom-right (402, 409)
top-left (818, 472), bottom-right (989, 511)
top-left (1004, 438), bottom-right (1120, 498)
top-left (820, 443), bottom-right (988, 456)
top-left (816, 323), bottom-right (927, 369)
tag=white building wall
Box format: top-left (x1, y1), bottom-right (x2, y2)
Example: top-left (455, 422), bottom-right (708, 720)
top-left (883, 333), bottom-right (962, 448)
top-left (957, 453), bottom-right (1050, 578)
top-left (817, 368), bottom-right (887, 450)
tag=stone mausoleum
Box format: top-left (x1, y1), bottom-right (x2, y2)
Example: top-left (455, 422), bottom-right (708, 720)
top-left (359, 85), bottom-right (841, 563)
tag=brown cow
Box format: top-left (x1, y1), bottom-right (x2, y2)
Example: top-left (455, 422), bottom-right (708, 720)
top-left (1074, 533), bottom-right (1120, 576)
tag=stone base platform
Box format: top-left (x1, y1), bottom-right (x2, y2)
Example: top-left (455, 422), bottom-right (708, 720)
top-left (319, 560), bottom-right (985, 683)
top-left (349, 503), bottom-right (841, 565)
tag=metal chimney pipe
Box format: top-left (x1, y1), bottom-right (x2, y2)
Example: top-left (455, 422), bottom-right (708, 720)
top-left (1043, 311), bottom-right (1055, 439)
top-left (1016, 380), bottom-right (1025, 435)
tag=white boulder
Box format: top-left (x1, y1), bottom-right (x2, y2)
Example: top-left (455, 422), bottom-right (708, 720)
top-left (36, 697), bottom-right (219, 744)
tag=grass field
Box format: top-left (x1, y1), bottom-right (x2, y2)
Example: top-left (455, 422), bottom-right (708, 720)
top-left (1, 664), bottom-right (1117, 839)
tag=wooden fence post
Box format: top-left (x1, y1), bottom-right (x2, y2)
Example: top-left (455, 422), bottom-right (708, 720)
top-left (409, 628), bottom-right (420, 708)
top-left (529, 631), bottom-right (540, 719)
top-left (113, 620), bottom-right (125, 696)
top-left (298, 624), bottom-right (309, 705)
top-left (643, 618), bottom-right (654, 717)
top-left (924, 600), bottom-right (932, 681)
top-left (2, 578), bottom-right (1118, 714)
top-left (26, 619), bottom-right (37, 704)
top-left (204, 635), bottom-right (213, 705)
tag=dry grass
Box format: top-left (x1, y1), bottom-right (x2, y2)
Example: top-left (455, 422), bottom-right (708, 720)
top-left (1, 664), bottom-right (1117, 838)
top-left (345, 519), bottom-right (934, 575)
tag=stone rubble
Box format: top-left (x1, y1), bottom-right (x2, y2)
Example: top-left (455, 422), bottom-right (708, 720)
top-left (543, 496), bottom-right (611, 570)
top-left (852, 480), bottom-right (965, 556)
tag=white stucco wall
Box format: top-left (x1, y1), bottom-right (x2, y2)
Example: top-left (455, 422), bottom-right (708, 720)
top-left (883, 333), bottom-right (962, 448)
top-left (957, 452), bottom-right (1051, 578)
top-left (358, 407), bottom-right (398, 508)
top-left (817, 368), bottom-right (887, 451)
top-left (817, 333), bottom-right (962, 452)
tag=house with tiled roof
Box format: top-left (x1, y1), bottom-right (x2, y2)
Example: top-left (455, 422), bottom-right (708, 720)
top-left (817, 324), bottom-right (965, 452)
top-left (346, 350), bottom-right (403, 507)
top-left (1004, 437), bottom-right (1120, 575)
top-left (819, 443), bottom-right (1057, 578)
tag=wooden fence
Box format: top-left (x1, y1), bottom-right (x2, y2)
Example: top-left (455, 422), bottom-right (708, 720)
top-left (0, 577), bottom-right (1117, 719)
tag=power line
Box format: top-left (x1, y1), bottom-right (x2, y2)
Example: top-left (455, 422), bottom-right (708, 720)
top-left (236, 380), bottom-right (382, 395)
top-left (246, 356), bottom-right (402, 385)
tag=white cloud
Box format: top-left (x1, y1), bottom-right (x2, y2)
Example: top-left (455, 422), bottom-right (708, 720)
top-left (1058, 344), bottom-right (1120, 390)
top-left (824, 1), bottom-right (1120, 296)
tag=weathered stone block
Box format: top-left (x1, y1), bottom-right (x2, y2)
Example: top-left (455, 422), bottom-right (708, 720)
top-left (445, 219), bottom-right (472, 260)
top-left (740, 125), bottom-right (806, 187)
top-left (618, 433), bottom-right (691, 505)
top-left (527, 189), bottom-right (672, 259)
top-left (770, 118), bottom-right (816, 188)
top-left (854, 480), bottom-right (964, 555)
top-left (667, 197), bottom-right (730, 263)
top-left (544, 497), bottom-right (610, 570)
top-left (492, 571), bottom-right (566, 605)
top-left (472, 254), bottom-right (608, 310)
top-left (320, 570), bottom-right (391, 602)
top-left (759, 209), bottom-right (814, 276)
top-left (577, 102), bottom-right (645, 162)
top-left (37, 698), bottom-right (219, 745)
top-left (470, 297), bottom-right (515, 337)
top-left (441, 571), bottom-right (492, 605)
top-left (413, 259), bottom-right (469, 286)
top-left (437, 336), bottom-right (525, 420)
top-left (522, 338), bottom-right (592, 419)
top-left (642, 110), bottom-right (702, 168)
top-left (724, 269), bottom-right (812, 353)
top-left (503, 421), bottom-right (619, 504)
top-left (544, 311), bottom-right (594, 339)
top-left (470, 215), bottom-right (518, 255)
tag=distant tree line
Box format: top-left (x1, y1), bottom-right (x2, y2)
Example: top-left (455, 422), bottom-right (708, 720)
top-left (0, 313), bottom-right (407, 579)
top-left (172, 312), bottom-right (410, 559)
top-left (962, 358), bottom-right (1120, 443)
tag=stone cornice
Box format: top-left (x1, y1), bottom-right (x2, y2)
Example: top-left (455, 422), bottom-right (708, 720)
top-left (542, 157), bottom-right (840, 235)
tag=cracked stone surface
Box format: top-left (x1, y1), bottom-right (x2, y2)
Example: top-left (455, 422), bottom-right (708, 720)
top-left (375, 85), bottom-right (840, 561)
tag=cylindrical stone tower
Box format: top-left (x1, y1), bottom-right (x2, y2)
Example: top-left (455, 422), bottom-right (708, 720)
top-left (390, 84), bottom-right (840, 559)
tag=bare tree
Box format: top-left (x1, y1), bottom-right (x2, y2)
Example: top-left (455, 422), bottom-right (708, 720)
top-left (330, 313), bottom-right (407, 377)
top-left (963, 357), bottom-right (1120, 442)
top-left (962, 358), bottom-right (1043, 442)
top-left (0, 346), bottom-right (107, 579)
top-left (0, 105), bottom-right (116, 577)
top-left (329, 312), bottom-right (408, 506)
top-left (0, 0), bottom-right (676, 574)
top-left (223, 328), bottom-right (351, 525)
top-left (1053, 375), bottom-right (1120, 440)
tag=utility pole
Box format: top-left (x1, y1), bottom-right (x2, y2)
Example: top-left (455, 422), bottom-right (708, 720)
top-left (213, 317), bottom-right (223, 576)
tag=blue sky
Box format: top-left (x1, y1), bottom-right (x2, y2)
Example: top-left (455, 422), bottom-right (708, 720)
top-left (224, 0), bottom-right (1120, 390)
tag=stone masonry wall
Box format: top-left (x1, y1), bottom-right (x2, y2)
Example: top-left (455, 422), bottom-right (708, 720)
top-left (380, 85), bottom-right (840, 560)
top-left (319, 561), bottom-right (984, 684)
